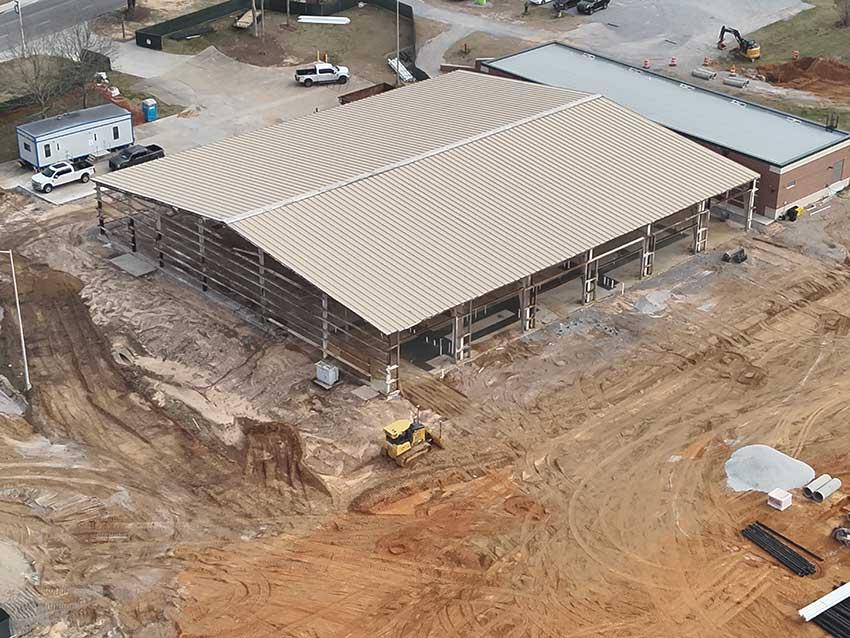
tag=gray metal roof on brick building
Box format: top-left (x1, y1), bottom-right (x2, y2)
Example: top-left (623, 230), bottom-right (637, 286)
top-left (95, 71), bottom-right (589, 222)
top-left (17, 104), bottom-right (130, 138)
top-left (97, 71), bottom-right (757, 335)
top-left (481, 42), bottom-right (850, 167)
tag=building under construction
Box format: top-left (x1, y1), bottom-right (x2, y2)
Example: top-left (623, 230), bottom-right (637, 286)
top-left (95, 71), bottom-right (758, 394)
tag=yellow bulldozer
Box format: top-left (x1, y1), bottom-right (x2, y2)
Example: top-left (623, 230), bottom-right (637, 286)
top-left (382, 413), bottom-right (444, 467)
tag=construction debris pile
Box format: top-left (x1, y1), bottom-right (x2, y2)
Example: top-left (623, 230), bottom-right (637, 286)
top-left (759, 56), bottom-right (850, 101)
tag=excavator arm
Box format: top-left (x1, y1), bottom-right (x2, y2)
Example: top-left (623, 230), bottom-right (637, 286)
top-left (717, 25), bottom-right (761, 60)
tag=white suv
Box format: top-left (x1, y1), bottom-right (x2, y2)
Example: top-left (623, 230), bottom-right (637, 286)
top-left (295, 62), bottom-right (350, 87)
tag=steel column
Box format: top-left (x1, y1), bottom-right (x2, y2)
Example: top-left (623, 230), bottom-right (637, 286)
top-left (198, 219), bottom-right (207, 291)
top-left (321, 292), bottom-right (329, 359)
top-left (519, 275), bottom-right (537, 331)
top-left (96, 184), bottom-right (105, 236)
top-left (745, 179), bottom-right (758, 232)
top-left (639, 223), bottom-right (655, 279)
top-left (385, 332), bottom-right (400, 397)
top-left (451, 302), bottom-right (472, 361)
top-left (692, 200), bottom-right (710, 254)
top-left (155, 212), bottom-right (164, 267)
top-left (257, 248), bottom-right (267, 319)
top-left (582, 249), bottom-right (597, 304)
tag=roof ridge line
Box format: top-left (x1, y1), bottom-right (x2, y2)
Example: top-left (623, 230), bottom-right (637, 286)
top-left (228, 93), bottom-right (602, 225)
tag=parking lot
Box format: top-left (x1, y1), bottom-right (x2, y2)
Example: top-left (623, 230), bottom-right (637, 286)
top-left (0, 44), bottom-right (369, 204)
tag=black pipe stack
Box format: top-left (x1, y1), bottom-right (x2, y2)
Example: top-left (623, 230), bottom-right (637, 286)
top-left (741, 522), bottom-right (816, 576)
top-left (812, 593), bottom-right (850, 637)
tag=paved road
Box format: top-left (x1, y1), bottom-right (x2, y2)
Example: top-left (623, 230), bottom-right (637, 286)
top-left (0, 0), bottom-right (125, 54)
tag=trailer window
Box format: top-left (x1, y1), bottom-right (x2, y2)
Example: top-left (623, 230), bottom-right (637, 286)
top-left (44, 144), bottom-right (51, 158)
top-left (113, 126), bottom-right (120, 140)
top-left (23, 142), bottom-right (31, 152)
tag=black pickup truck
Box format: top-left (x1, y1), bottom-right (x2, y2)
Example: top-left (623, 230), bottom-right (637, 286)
top-left (553, 0), bottom-right (577, 11)
top-left (109, 144), bottom-right (165, 171)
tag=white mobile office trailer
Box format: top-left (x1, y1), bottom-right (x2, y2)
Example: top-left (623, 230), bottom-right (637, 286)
top-left (16, 104), bottom-right (134, 170)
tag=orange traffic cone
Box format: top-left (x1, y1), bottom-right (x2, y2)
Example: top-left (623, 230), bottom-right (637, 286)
top-left (669, 56), bottom-right (678, 67)
top-left (729, 64), bottom-right (737, 76)
top-left (703, 56), bottom-right (712, 66)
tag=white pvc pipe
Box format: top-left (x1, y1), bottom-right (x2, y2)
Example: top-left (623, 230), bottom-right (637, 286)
top-left (804, 474), bottom-right (832, 499)
top-left (800, 582), bottom-right (850, 621)
top-left (814, 478), bottom-right (842, 503)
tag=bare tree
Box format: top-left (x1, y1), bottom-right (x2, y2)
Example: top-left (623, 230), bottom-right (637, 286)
top-left (53, 22), bottom-right (115, 108)
top-left (0, 22), bottom-right (115, 117)
top-left (837, 0), bottom-right (850, 27)
top-left (0, 39), bottom-right (62, 117)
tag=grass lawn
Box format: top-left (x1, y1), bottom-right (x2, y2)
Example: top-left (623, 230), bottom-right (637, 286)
top-left (750, 0), bottom-right (850, 65)
top-left (443, 32), bottom-right (538, 65)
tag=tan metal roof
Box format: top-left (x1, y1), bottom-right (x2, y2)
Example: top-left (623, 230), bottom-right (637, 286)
top-left (232, 93), bottom-right (758, 335)
top-left (95, 71), bottom-right (589, 222)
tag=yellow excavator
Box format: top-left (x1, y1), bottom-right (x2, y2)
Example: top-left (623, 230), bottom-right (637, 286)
top-left (717, 25), bottom-right (761, 61)
top-left (383, 413), bottom-right (444, 467)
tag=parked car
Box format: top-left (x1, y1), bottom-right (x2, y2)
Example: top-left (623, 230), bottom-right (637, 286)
top-left (31, 160), bottom-right (95, 194)
top-left (528, 0), bottom-right (552, 6)
top-left (553, 0), bottom-right (578, 12)
top-left (577, 0), bottom-right (609, 12)
top-left (109, 144), bottom-right (165, 171)
top-left (295, 62), bottom-right (350, 87)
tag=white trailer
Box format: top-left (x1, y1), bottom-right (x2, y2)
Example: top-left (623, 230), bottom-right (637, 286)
top-left (16, 103), bottom-right (134, 170)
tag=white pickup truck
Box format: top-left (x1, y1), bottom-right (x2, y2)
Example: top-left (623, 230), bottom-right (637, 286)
top-left (31, 160), bottom-right (95, 194)
top-left (295, 62), bottom-right (350, 87)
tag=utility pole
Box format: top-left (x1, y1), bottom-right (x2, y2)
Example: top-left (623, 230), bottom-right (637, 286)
top-left (14, 0), bottom-right (26, 55)
top-left (395, 0), bottom-right (400, 86)
top-left (0, 250), bottom-right (31, 392)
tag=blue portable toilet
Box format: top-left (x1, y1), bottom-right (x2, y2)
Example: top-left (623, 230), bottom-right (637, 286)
top-left (141, 98), bottom-right (158, 122)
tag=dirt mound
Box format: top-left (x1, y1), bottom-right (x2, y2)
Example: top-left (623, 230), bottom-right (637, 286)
top-left (240, 419), bottom-right (330, 497)
top-left (759, 56), bottom-right (850, 101)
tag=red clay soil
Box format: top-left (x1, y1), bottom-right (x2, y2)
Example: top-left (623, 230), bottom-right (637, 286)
top-left (759, 56), bottom-right (850, 101)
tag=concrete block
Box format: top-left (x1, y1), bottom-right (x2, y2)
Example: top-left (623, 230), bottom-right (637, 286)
top-left (768, 488), bottom-right (792, 511)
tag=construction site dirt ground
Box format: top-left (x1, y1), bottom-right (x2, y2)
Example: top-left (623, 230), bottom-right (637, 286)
top-left (4, 185), bottom-right (850, 636)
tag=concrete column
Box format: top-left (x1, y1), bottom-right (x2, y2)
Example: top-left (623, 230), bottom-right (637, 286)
top-left (692, 200), bottom-right (710, 254)
top-left (519, 275), bottom-right (536, 331)
top-left (451, 302), bottom-right (472, 361)
top-left (582, 249), bottom-right (597, 305)
top-left (639, 223), bottom-right (654, 279)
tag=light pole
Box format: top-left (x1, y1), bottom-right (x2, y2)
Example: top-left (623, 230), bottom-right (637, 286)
top-left (0, 250), bottom-right (30, 392)
top-left (395, 0), bottom-right (400, 86)
top-left (13, 0), bottom-right (25, 54)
